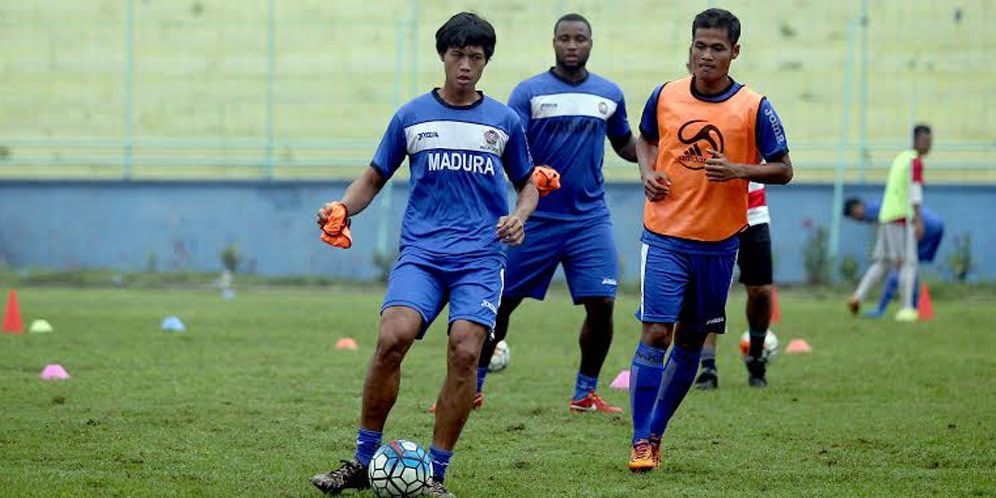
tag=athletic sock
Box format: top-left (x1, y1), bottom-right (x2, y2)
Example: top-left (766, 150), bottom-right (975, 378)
top-left (700, 345), bottom-right (717, 371)
top-left (354, 428), bottom-right (382, 466)
top-left (648, 345), bottom-right (701, 438)
top-left (573, 372), bottom-right (598, 401)
top-left (877, 270), bottom-right (899, 313)
top-left (748, 328), bottom-right (767, 359)
top-left (476, 367), bottom-right (488, 394)
top-left (630, 342), bottom-right (666, 444)
top-left (429, 446), bottom-right (453, 482)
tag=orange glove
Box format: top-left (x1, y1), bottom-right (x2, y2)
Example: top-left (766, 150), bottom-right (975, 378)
top-left (532, 165), bottom-right (561, 197)
top-left (320, 202), bottom-right (353, 249)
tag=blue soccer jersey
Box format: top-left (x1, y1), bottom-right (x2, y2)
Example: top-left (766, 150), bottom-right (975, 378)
top-left (507, 70), bottom-right (632, 221)
top-left (371, 90), bottom-right (534, 257)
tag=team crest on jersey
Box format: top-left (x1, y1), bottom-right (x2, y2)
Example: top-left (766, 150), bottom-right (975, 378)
top-left (598, 102), bottom-right (609, 115)
top-left (676, 119), bottom-right (725, 170)
top-left (481, 129), bottom-right (501, 154)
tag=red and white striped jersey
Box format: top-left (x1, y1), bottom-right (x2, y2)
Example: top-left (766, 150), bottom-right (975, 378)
top-left (747, 182), bottom-right (770, 226)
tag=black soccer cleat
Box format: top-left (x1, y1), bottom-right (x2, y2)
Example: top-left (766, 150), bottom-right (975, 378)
top-left (745, 356), bottom-right (768, 388)
top-left (310, 459), bottom-right (369, 495)
top-left (694, 368), bottom-right (718, 390)
top-left (424, 477), bottom-right (456, 497)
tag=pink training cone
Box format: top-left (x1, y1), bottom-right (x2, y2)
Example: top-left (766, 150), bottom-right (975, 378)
top-left (609, 369), bottom-right (630, 390)
top-left (39, 364), bottom-right (70, 380)
top-left (335, 337), bottom-right (358, 351)
top-left (785, 339), bottom-right (813, 354)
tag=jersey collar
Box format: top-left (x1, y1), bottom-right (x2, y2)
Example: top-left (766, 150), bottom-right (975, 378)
top-left (432, 88), bottom-right (485, 110)
top-left (689, 76), bottom-right (743, 103)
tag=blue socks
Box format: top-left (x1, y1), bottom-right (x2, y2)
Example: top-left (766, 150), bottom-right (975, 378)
top-left (573, 372), bottom-right (599, 401)
top-left (648, 345), bottom-right (702, 439)
top-left (876, 270), bottom-right (900, 313)
top-left (429, 446), bottom-right (453, 482)
top-left (630, 342), bottom-right (666, 443)
top-left (476, 367), bottom-right (488, 394)
top-left (354, 428), bottom-right (382, 466)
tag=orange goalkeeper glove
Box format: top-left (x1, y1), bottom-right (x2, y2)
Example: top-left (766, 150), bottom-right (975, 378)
top-left (532, 165), bottom-right (561, 197)
top-left (319, 202), bottom-right (353, 249)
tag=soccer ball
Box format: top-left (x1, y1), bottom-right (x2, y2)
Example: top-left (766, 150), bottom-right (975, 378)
top-left (368, 440), bottom-right (432, 497)
top-left (738, 330), bottom-right (779, 362)
top-left (488, 340), bottom-right (510, 372)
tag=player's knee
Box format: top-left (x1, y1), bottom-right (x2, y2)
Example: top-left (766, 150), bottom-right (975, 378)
top-left (640, 322), bottom-right (672, 349)
top-left (746, 285), bottom-right (772, 302)
top-left (673, 331), bottom-right (706, 352)
top-left (448, 339), bottom-right (481, 375)
top-left (374, 333), bottom-right (410, 368)
top-left (582, 297), bottom-right (614, 322)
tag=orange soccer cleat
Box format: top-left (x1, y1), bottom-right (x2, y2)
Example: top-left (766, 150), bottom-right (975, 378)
top-left (628, 440), bottom-right (656, 473)
top-left (569, 391), bottom-right (623, 414)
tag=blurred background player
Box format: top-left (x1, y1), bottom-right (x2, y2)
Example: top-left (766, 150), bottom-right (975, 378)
top-left (474, 13), bottom-right (638, 414)
top-left (694, 180), bottom-right (781, 390)
top-left (628, 8), bottom-right (792, 472)
top-left (310, 13), bottom-right (538, 497)
top-left (844, 196), bottom-right (944, 318)
top-left (847, 125), bottom-right (932, 322)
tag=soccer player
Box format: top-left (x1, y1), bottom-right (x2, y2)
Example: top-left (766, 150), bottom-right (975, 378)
top-left (693, 180), bottom-right (778, 390)
top-left (476, 13), bottom-right (638, 413)
top-left (627, 8), bottom-right (792, 472)
top-left (847, 125), bottom-right (932, 322)
top-left (309, 13), bottom-right (539, 496)
top-left (844, 195), bottom-right (944, 318)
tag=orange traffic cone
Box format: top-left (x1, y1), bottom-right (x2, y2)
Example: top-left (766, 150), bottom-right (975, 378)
top-left (917, 281), bottom-right (934, 321)
top-left (3, 290), bottom-right (24, 334)
top-left (770, 285), bottom-right (782, 324)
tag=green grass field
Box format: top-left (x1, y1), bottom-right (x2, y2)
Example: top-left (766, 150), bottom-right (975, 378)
top-left (2, 286), bottom-right (995, 497)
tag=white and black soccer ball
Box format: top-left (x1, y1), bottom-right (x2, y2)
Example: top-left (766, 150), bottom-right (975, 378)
top-left (368, 440), bottom-right (432, 497)
top-left (488, 340), bottom-right (510, 372)
top-left (738, 330), bottom-right (779, 362)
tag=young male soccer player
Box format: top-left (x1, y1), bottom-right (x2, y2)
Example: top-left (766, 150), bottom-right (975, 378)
top-left (848, 125), bottom-right (932, 322)
top-left (693, 180), bottom-right (779, 390)
top-left (310, 13), bottom-right (539, 496)
top-left (627, 8), bottom-right (792, 472)
top-left (474, 13), bottom-right (638, 413)
top-left (844, 194), bottom-right (943, 318)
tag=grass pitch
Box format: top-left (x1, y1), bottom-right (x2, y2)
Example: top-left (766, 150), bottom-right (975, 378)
top-left (1, 286), bottom-right (994, 497)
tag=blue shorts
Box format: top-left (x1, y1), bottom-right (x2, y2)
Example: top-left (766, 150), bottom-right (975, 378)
top-left (503, 217), bottom-right (619, 304)
top-left (918, 227), bottom-right (943, 262)
top-left (636, 232), bottom-right (738, 335)
top-left (382, 251), bottom-right (504, 339)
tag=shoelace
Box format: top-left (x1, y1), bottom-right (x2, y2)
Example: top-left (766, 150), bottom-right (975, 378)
top-left (633, 442), bottom-right (652, 459)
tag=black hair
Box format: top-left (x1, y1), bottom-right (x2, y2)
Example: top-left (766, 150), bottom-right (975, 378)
top-left (913, 123), bottom-right (932, 139)
top-left (436, 12), bottom-right (496, 61)
top-left (554, 13), bottom-right (591, 35)
top-left (692, 8), bottom-right (741, 45)
top-left (843, 197), bottom-right (864, 216)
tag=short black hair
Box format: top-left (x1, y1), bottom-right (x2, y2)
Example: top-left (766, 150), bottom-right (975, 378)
top-left (435, 12), bottom-right (496, 61)
top-left (843, 197), bottom-right (864, 216)
top-left (692, 8), bottom-right (741, 45)
top-left (913, 123), bottom-right (932, 139)
top-left (554, 13), bottom-right (591, 35)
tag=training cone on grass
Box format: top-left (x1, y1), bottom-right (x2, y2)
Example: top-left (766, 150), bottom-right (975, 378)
top-left (29, 319), bottom-right (53, 333)
top-left (609, 370), bottom-right (630, 390)
top-left (39, 364), bottom-right (70, 380)
top-left (335, 337), bottom-right (358, 351)
top-left (161, 316), bottom-right (186, 332)
top-left (770, 285), bottom-right (782, 324)
top-left (3, 290), bottom-right (24, 334)
top-left (786, 339), bottom-right (813, 354)
top-left (917, 282), bottom-right (934, 321)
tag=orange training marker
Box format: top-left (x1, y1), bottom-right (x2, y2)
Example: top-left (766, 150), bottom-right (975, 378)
top-left (770, 285), bottom-right (782, 324)
top-left (917, 281), bottom-right (934, 321)
top-left (3, 290), bottom-right (24, 334)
